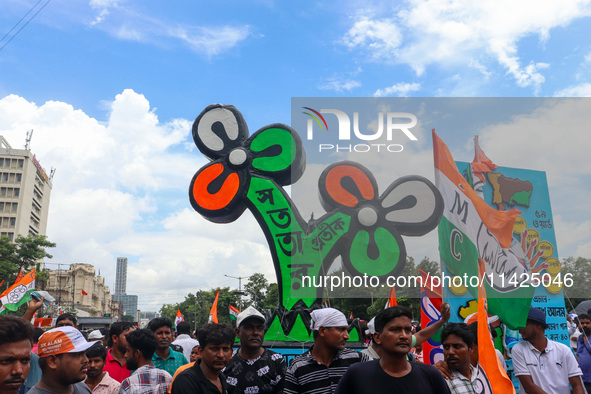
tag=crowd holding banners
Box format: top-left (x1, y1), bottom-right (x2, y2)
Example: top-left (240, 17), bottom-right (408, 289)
top-left (2, 106), bottom-right (589, 394)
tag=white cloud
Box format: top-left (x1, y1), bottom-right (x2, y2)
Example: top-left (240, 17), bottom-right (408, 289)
top-left (342, 0), bottom-right (591, 91)
top-left (170, 25), bottom-right (251, 57)
top-left (0, 91), bottom-right (278, 311)
top-left (89, 0), bottom-right (119, 25)
top-left (374, 82), bottom-right (421, 97)
top-left (85, 2), bottom-right (249, 56)
top-left (554, 83), bottom-right (591, 97)
top-left (318, 79), bottom-right (361, 93)
top-left (343, 17), bottom-right (402, 61)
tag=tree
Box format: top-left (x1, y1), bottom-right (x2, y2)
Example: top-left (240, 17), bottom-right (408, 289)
top-left (244, 273), bottom-right (269, 310)
top-left (160, 287), bottom-right (239, 331)
top-left (562, 256), bottom-right (591, 311)
top-left (0, 235), bottom-right (55, 293)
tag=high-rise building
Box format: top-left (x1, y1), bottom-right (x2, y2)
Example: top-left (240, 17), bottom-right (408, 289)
top-left (115, 257), bottom-right (127, 295)
top-left (0, 135), bottom-right (52, 240)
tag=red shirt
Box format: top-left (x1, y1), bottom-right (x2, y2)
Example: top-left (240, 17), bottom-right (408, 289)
top-left (104, 348), bottom-right (131, 383)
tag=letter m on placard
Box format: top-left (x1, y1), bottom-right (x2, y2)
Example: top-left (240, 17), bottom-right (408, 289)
top-left (450, 191), bottom-right (469, 224)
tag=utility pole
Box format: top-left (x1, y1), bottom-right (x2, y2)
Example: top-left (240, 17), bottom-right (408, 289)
top-left (224, 274), bottom-right (247, 311)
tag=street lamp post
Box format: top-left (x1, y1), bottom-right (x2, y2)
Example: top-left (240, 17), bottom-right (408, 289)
top-left (224, 274), bottom-right (247, 310)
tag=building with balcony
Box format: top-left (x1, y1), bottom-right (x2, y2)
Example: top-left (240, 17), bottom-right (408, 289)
top-left (0, 135), bottom-right (52, 240)
top-left (45, 263), bottom-right (112, 317)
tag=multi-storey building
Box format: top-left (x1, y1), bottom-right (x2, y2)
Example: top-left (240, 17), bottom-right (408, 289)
top-left (115, 257), bottom-right (127, 295)
top-left (45, 263), bottom-right (113, 317)
top-left (0, 136), bottom-right (52, 240)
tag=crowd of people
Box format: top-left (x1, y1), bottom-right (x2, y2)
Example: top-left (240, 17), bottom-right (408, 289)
top-left (1, 299), bottom-right (590, 394)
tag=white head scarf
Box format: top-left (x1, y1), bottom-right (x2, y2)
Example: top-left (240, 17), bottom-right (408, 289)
top-left (310, 308), bottom-right (348, 330)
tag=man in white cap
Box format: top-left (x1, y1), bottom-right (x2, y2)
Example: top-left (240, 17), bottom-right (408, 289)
top-left (284, 308), bottom-right (369, 394)
top-left (28, 326), bottom-right (96, 394)
top-left (224, 306), bottom-right (286, 393)
top-left (88, 331), bottom-right (104, 343)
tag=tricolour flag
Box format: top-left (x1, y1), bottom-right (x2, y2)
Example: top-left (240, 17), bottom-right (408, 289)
top-left (174, 309), bottom-right (184, 328)
top-left (419, 269), bottom-right (443, 365)
top-left (477, 259), bottom-right (515, 393)
top-left (0, 269), bottom-right (36, 312)
top-left (433, 130), bottom-right (533, 329)
top-left (208, 290), bottom-right (219, 323)
top-left (229, 304), bottom-right (240, 320)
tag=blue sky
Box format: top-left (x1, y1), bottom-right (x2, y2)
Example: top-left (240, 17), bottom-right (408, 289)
top-left (1, 0), bottom-right (591, 311)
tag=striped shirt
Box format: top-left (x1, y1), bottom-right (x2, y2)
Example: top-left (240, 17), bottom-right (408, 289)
top-left (119, 364), bottom-right (172, 394)
top-left (284, 348), bottom-right (369, 394)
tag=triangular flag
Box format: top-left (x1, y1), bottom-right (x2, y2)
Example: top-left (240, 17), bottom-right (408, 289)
top-left (349, 312), bottom-right (354, 319)
top-left (229, 304), bottom-right (240, 320)
top-left (0, 269), bottom-right (36, 311)
top-left (208, 290), bottom-right (219, 323)
top-left (384, 285), bottom-right (397, 309)
top-left (174, 309), bottom-right (184, 328)
top-left (80, 290), bottom-right (88, 296)
top-left (477, 258), bottom-right (516, 393)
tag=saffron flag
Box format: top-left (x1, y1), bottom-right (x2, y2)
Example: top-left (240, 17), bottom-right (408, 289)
top-left (349, 312), bottom-right (354, 319)
top-left (208, 290), bottom-right (219, 323)
top-left (174, 309), bottom-right (184, 328)
top-left (229, 304), bottom-right (240, 320)
top-left (15, 269), bottom-right (24, 282)
top-left (477, 259), bottom-right (516, 393)
top-left (384, 285), bottom-right (397, 309)
top-left (0, 269), bottom-right (36, 312)
top-left (419, 269), bottom-right (443, 365)
top-left (467, 136), bottom-right (498, 198)
top-left (433, 130), bottom-right (533, 329)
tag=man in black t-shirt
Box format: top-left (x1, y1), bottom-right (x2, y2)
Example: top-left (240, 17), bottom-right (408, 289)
top-left (334, 306), bottom-right (451, 394)
top-left (224, 306), bottom-right (286, 394)
top-left (171, 323), bottom-right (235, 394)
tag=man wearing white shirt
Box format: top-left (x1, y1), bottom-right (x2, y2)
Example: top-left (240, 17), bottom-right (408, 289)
top-left (172, 323), bottom-right (199, 363)
top-left (512, 307), bottom-right (584, 394)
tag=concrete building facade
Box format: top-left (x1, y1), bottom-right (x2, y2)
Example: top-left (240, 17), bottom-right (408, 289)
top-left (45, 263), bottom-right (113, 317)
top-left (115, 257), bottom-right (127, 294)
top-left (0, 136), bottom-right (52, 240)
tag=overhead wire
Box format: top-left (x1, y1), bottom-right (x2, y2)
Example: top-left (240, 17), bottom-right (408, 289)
top-left (0, 0), bottom-right (53, 53)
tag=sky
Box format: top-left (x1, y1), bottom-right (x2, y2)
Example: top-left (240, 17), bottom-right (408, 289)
top-left (1, 0), bottom-right (591, 312)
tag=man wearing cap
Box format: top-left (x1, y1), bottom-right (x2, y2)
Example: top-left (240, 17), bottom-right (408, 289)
top-left (284, 308), bottom-right (369, 394)
top-left (88, 331), bottom-right (105, 343)
top-left (224, 306), bottom-right (286, 394)
top-left (0, 316), bottom-right (35, 394)
top-left (512, 307), bottom-right (584, 394)
top-left (28, 326), bottom-right (95, 394)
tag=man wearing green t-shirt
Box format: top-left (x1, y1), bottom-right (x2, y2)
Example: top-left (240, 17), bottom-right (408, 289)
top-left (148, 318), bottom-right (188, 376)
